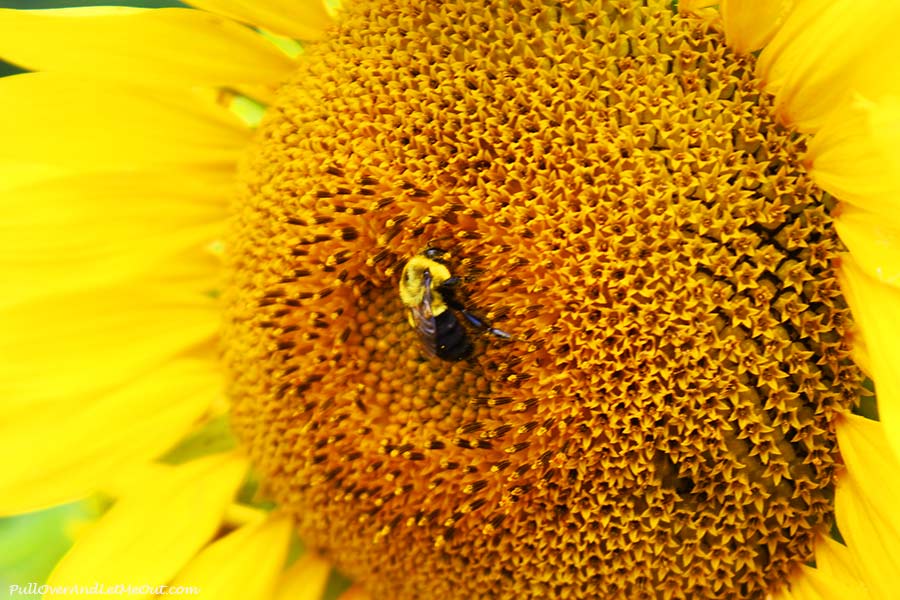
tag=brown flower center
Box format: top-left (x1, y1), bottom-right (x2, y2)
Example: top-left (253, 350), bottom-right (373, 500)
top-left (223, 1), bottom-right (862, 598)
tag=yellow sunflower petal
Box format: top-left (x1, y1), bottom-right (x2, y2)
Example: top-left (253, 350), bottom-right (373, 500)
top-left (835, 414), bottom-right (900, 600)
top-left (170, 513), bottom-right (293, 599)
top-left (274, 554), bottom-right (332, 600)
top-left (775, 536), bottom-right (871, 600)
top-left (44, 453), bottom-right (248, 600)
top-left (0, 267), bottom-right (219, 417)
top-left (836, 414), bottom-right (900, 523)
top-left (0, 73), bottom-right (249, 171)
top-left (840, 27), bottom-right (900, 115)
top-left (807, 96), bottom-right (900, 214)
top-left (183, 0), bottom-right (333, 41)
top-left (849, 326), bottom-right (873, 380)
top-left (812, 537), bottom-right (870, 598)
top-left (0, 168), bottom-right (230, 310)
top-left (720, 0), bottom-right (793, 55)
top-left (837, 257), bottom-right (900, 461)
top-left (757, 0), bottom-right (900, 132)
top-left (833, 205), bottom-right (900, 288)
top-left (101, 461), bottom-right (176, 500)
top-left (0, 7), bottom-right (294, 87)
top-left (0, 359), bottom-right (221, 515)
top-left (678, 0), bottom-right (717, 18)
top-left (0, 161), bottom-right (73, 193)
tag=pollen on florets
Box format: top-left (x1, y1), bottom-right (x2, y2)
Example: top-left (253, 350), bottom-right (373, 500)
top-left (222, 1), bottom-right (862, 599)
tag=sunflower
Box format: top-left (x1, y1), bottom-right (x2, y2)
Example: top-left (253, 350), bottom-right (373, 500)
top-left (1, 0), bottom-right (899, 598)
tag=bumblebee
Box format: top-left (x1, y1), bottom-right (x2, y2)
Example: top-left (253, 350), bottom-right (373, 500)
top-left (399, 248), bottom-right (510, 361)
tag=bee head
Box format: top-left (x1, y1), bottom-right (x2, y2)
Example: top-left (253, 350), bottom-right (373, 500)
top-left (398, 253), bottom-right (453, 309)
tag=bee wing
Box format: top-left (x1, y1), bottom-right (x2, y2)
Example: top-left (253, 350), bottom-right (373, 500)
top-left (409, 269), bottom-right (439, 357)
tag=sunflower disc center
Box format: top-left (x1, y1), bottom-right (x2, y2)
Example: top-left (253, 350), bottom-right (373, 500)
top-left (224, 1), bottom-right (860, 598)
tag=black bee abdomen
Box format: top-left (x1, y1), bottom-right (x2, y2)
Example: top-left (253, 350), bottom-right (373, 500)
top-left (434, 311), bottom-right (473, 361)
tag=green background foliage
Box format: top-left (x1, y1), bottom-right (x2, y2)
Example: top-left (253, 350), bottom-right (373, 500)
top-left (0, 501), bottom-right (105, 599)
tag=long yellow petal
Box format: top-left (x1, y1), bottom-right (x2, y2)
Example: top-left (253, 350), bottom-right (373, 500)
top-left (274, 554), bottom-right (332, 600)
top-left (100, 459), bottom-right (177, 500)
top-left (757, 0), bottom-right (900, 132)
top-left (833, 205), bottom-right (900, 289)
top-left (835, 414), bottom-right (900, 600)
top-left (183, 0), bottom-right (333, 41)
top-left (837, 415), bottom-right (900, 522)
top-left (170, 513), bottom-right (293, 600)
top-left (837, 256), bottom-right (900, 462)
top-left (0, 73), bottom-right (248, 171)
top-left (0, 168), bottom-right (230, 310)
top-left (0, 7), bottom-right (294, 87)
top-left (44, 453), bottom-right (248, 600)
top-left (849, 323), bottom-right (873, 379)
top-left (775, 536), bottom-right (871, 600)
top-left (812, 537), bottom-right (871, 599)
top-left (840, 29), bottom-right (900, 119)
top-left (807, 96), bottom-right (900, 214)
top-left (720, 0), bottom-right (793, 55)
top-left (677, 0), bottom-right (718, 19)
top-left (0, 268), bottom-right (219, 418)
top-left (0, 359), bottom-right (221, 515)
top-left (0, 161), bottom-right (73, 194)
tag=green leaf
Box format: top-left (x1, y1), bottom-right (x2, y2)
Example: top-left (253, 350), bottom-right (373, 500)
top-left (0, 499), bottom-right (104, 589)
top-left (161, 414), bottom-right (237, 465)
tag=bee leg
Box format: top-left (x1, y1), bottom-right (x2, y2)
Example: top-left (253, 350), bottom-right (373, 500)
top-left (488, 327), bottom-right (513, 340)
top-left (460, 309), bottom-right (512, 340)
top-left (439, 276), bottom-right (462, 288)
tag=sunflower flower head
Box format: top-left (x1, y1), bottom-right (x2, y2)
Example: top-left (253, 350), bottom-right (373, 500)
top-left (224, 0), bottom-right (862, 597)
top-left (3, 0), bottom-right (900, 599)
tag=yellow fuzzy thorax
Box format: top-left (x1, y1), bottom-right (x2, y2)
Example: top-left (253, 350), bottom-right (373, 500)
top-left (222, 1), bottom-right (862, 598)
top-left (398, 254), bottom-right (452, 317)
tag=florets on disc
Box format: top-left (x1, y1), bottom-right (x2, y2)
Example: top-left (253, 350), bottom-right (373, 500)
top-left (223, 1), bottom-right (862, 598)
